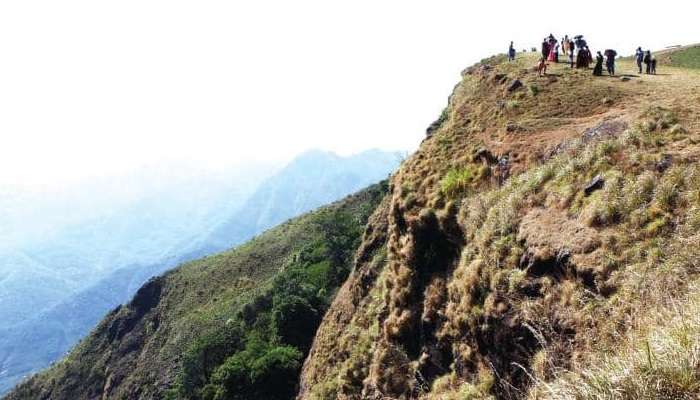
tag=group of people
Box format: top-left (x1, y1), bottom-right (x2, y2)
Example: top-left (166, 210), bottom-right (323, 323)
top-left (592, 49), bottom-right (617, 76)
top-left (538, 34), bottom-right (596, 71)
top-left (542, 34), bottom-right (561, 63)
top-left (510, 34), bottom-right (658, 78)
top-left (635, 47), bottom-right (657, 74)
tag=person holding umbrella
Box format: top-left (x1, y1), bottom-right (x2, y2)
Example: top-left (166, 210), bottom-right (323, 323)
top-left (604, 49), bottom-right (617, 76)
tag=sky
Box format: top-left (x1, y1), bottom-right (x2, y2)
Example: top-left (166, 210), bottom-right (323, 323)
top-left (0, 0), bottom-right (697, 185)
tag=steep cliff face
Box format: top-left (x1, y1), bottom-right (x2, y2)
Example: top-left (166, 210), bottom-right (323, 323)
top-left (300, 51), bottom-right (700, 399)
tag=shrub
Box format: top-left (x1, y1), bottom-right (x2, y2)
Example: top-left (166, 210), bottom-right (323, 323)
top-left (440, 165), bottom-right (487, 198)
top-left (272, 294), bottom-right (321, 352)
top-left (178, 325), bottom-right (244, 397)
top-left (171, 205), bottom-right (371, 399)
top-left (208, 339), bottom-right (303, 400)
top-left (528, 84), bottom-right (540, 97)
top-left (641, 106), bottom-right (678, 132)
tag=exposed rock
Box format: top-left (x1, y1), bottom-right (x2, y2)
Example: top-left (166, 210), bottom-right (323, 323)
top-left (463, 64), bottom-right (493, 77)
top-left (546, 118), bottom-right (629, 159)
top-left (517, 208), bottom-right (601, 286)
top-left (426, 111), bottom-right (448, 137)
top-left (107, 277), bottom-right (163, 342)
top-left (519, 247), bottom-right (571, 277)
top-left (130, 276), bottom-right (163, 315)
top-left (493, 73), bottom-right (508, 84)
top-left (426, 118), bottom-right (442, 137)
top-left (507, 79), bottom-right (523, 92)
top-left (620, 76), bottom-right (631, 82)
top-left (656, 154), bottom-right (673, 172)
top-left (473, 147), bottom-right (498, 164)
top-left (584, 175), bottom-right (605, 196)
top-left (506, 121), bottom-right (524, 133)
top-left (517, 209), bottom-right (601, 258)
top-left (582, 119), bottom-right (629, 143)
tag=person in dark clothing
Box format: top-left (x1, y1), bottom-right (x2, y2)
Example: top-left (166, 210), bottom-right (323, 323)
top-left (651, 58), bottom-right (657, 74)
top-left (542, 39), bottom-right (551, 60)
top-left (508, 41), bottom-right (516, 61)
top-left (569, 46), bottom-right (575, 68)
top-left (643, 50), bottom-right (652, 74)
top-left (635, 47), bottom-right (644, 74)
top-left (585, 47), bottom-right (593, 68)
top-left (576, 47), bottom-right (585, 68)
top-left (593, 51), bottom-right (604, 76)
top-left (604, 49), bottom-right (617, 76)
top-left (577, 47), bottom-right (592, 69)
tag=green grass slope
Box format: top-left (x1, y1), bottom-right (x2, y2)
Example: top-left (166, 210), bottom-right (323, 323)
top-left (4, 182), bottom-right (388, 400)
top-left (656, 44), bottom-right (700, 69)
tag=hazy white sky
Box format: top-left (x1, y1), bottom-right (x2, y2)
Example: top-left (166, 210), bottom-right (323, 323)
top-left (0, 0), bottom-right (696, 185)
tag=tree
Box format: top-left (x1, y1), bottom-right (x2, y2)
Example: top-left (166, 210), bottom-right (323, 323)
top-left (272, 294), bottom-right (320, 352)
top-left (313, 210), bottom-right (361, 285)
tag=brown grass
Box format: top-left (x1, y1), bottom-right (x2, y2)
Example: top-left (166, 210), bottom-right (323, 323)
top-left (300, 51), bottom-right (700, 400)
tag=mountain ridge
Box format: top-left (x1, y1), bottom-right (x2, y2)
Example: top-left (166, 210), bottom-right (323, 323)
top-left (7, 44), bottom-right (700, 399)
top-left (0, 149), bottom-right (399, 395)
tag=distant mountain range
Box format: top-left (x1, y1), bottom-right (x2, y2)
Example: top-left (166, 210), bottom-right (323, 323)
top-left (0, 149), bottom-right (400, 395)
top-left (199, 149), bottom-right (400, 254)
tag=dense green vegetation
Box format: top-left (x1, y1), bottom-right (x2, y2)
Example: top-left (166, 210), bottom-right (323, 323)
top-left (169, 209), bottom-right (365, 400)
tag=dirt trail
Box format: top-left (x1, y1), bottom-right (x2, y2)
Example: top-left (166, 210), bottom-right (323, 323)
top-left (498, 55), bottom-right (700, 169)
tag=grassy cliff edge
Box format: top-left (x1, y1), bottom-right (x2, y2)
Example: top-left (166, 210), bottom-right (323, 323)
top-left (299, 46), bottom-right (700, 399)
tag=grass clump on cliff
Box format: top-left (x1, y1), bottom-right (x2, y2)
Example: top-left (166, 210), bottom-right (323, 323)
top-left (440, 165), bottom-right (488, 198)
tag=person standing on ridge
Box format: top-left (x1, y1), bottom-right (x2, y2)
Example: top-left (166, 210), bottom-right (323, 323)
top-left (604, 49), bottom-right (617, 76)
top-left (584, 47), bottom-right (593, 68)
top-left (593, 51), bottom-right (604, 76)
top-left (508, 41), bottom-right (516, 61)
top-left (651, 57), bottom-right (657, 74)
top-left (577, 46), bottom-right (591, 69)
top-left (635, 47), bottom-right (644, 74)
top-left (643, 50), bottom-right (652, 74)
top-left (576, 46), bottom-right (585, 68)
top-left (548, 42), bottom-right (557, 62)
top-left (542, 38), bottom-right (551, 60)
top-left (562, 35), bottom-right (570, 55)
top-left (569, 44), bottom-right (575, 68)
